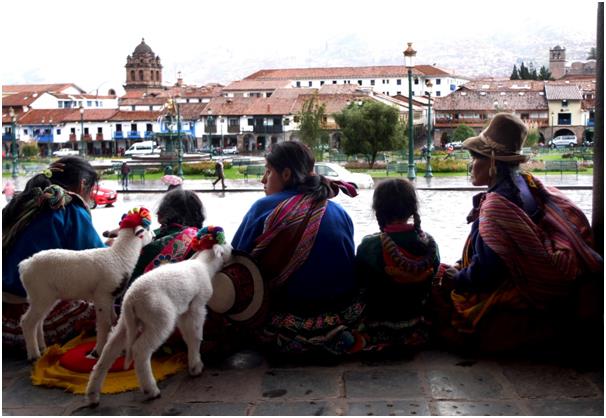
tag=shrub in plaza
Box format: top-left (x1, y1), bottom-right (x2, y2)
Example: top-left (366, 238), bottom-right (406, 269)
top-left (21, 143), bottom-right (40, 158)
top-left (426, 158), bottom-right (468, 173)
top-left (183, 161), bottom-right (232, 176)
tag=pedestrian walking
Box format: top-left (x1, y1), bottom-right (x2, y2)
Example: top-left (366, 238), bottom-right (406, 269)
top-left (212, 159), bottom-right (226, 190)
top-left (120, 162), bottom-right (131, 190)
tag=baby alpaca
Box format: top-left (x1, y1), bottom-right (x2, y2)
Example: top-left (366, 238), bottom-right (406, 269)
top-left (19, 207), bottom-right (154, 361)
top-left (86, 226), bottom-right (231, 406)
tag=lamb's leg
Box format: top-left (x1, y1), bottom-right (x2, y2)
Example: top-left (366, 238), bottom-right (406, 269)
top-left (91, 298), bottom-right (114, 357)
top-left (132, 316), bottom-right (175, 400)
top-left (86, 321), bottom-right (127, 406)
top-left (177, 302), bottom-right (206, 376)
top-left (20, 299), bottom-right (56, 361)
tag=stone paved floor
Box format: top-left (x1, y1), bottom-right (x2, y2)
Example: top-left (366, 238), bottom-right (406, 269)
top-left (3, 347), bottom-right (603, 416)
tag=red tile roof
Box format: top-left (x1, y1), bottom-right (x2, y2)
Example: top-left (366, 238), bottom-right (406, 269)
top-left (433, 90), bottom-right (547, 111)
top-left (2, 92), bottom-right (43, 106)
top-left (462, 79), bottom-right (545, 91)
top-left (17, 109), bottom-right (119, 124)
top-left (544, 85), bottom-right (583, 100)
top-left (244, 65), bottom-right (447, 80)
top-left (110, 110), bottom-right (162, 121)
top-left (2, 83), bottom-right (85, 94)
top-left (223, 80), bottom-right (290, 91)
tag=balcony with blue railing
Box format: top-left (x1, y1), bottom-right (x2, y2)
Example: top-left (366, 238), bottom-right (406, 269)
top-left (114, 131), bottom-right (124, 140)
top-left (2, 133), bottom-right (14, 141)
top-left (144, 130), bottom-right (155, 139)
top-left (36, 134), bottom-right (54, 143)
top-left (128, 131), bottom-right (141, 139)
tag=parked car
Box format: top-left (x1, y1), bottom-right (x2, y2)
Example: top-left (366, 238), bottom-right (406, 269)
top-left (52, 148), bottom-right (79, 157)
top-left (444, 141), bottom-right (463, 150)
top-left (314, 162), bottom-right (374, 189)
top-left (222, 146), bottom-right (239, 155)
top-left (549, 135), bottom-right (578, 148)
top-left (89, 184), bottom-right (117, 209)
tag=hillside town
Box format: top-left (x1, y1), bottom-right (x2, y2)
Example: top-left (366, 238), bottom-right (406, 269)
top-left (2, 39), bottom-right (597, 158)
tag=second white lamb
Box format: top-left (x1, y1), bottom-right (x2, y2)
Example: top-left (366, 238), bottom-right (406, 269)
top-left (86, 226), bottom-right (232, 405)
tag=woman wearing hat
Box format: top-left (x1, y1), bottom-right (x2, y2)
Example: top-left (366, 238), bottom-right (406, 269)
top-left (433, 113), bottom-right (602, 351)
top-left (230, 141), bottom-right (363, 356)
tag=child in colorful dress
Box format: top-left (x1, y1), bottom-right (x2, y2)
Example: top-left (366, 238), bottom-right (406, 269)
top-left (355, 178), bottom-right (440, 352)
top-left (129, 187), bottom-right (206, 283)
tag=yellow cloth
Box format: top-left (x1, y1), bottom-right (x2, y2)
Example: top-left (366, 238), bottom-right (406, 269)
top-left (31, 334), bottom-right (187, 394)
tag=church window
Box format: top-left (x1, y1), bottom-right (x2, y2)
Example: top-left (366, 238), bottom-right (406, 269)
top-left (139, 70), bottom-right (144, 81)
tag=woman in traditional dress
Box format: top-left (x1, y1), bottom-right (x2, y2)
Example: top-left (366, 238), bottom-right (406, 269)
top-left (433, 113), bottom-right (603, 351)
top-left (3, 156), bottom-right (104, 352)
top-left (231, 141), bottom-right (362, 355)
top-left (355, 178), bottom-right (440, 352)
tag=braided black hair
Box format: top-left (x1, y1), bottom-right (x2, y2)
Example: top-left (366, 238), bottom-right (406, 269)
top-left (265, 141), bottom-right (332, 204)
top-left (157, 187), bottom-right (205, 229)
top-left (372, 178), bottom-right (423, 236)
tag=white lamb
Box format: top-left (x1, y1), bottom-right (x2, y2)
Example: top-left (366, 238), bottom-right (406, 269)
top-left (19, 207), bottom-right (154, 361)
top-left (86, 226), bottom-right (232, 406)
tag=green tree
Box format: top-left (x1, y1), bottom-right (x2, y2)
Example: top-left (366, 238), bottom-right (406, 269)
top-left (587, 47), bottom-right (597, 60)
top-left (519, 62), bottom-right (530, 79)
top-left (510, 65), bottom-right (520, 80)
top-left (452, 124), bottom-right (476, 142)
top-left (538, 65), bottom-right (552, 80)
top-left (529, 62), bottom-right (538, 80)
top-left (297, 93), bottom-right (327, 157)
top-left (333, 100), bottom-right (402, 168)
top-left (525, 127), bottom-right (540, 147)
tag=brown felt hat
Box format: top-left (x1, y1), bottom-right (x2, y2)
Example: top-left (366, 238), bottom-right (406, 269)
top-left (462, 113), bottom-right (529, 164)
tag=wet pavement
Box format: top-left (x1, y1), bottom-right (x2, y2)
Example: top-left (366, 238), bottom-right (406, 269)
top-left (3, 346), bottom-right (603, 415)
top-left (2, 174), bottom-right (602, 416)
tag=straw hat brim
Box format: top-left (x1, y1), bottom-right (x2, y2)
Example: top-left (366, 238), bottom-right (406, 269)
top-left (208, 250), bottom-right (265, 323)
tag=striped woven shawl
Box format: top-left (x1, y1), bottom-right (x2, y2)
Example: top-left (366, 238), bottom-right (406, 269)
top-left (451, 174), bottom-right (602, 331)
top-left (251, 193), bottom-right (327, 289)
top-left (478, 174), bottom-right (602, 306)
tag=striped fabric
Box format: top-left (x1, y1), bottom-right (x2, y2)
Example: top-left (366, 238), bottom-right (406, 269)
top-left (251, 194), bottom-right (327, 289)
top-left (451, 174), bottom-right (602, 331)
top-left (479, 174), bottom-right (602, 306)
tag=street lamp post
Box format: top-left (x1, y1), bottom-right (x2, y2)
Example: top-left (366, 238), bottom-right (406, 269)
top-left (9, 107), bottom-right (17, 179)
top-left (550, 112), bottom-right (555, 142)
top-left (207, 109), bottom-right (214, 153)
top-left (176, 101), bottom-right (183, 177)
top-left (424, 79), bottom-right (433, 178)
top-left (79, 105), bottom-right (85, 157)
top-left (404, 42), bottom-right (417, 180)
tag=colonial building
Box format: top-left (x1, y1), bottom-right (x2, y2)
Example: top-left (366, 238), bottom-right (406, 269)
top-left (432, 77), bottom-right (595, 145)
top-left (243, 65), bottom-right (468, 98)
top-left (549, 45), bottom-right (596, 80)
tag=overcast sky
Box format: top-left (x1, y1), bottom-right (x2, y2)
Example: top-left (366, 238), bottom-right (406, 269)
top-left (2, 0), bottom-right (599, 94)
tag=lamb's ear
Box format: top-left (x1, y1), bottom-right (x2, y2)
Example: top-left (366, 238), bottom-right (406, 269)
top-left (103, 228), bottom-right (119, 238)
top-left (213, 244), bottom-right (225, 259)
top-left (134, 226), bottom-right (146, 238)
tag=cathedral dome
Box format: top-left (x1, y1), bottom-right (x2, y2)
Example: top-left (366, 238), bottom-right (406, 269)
top-left (133, 38), bottom-right (154, 56)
